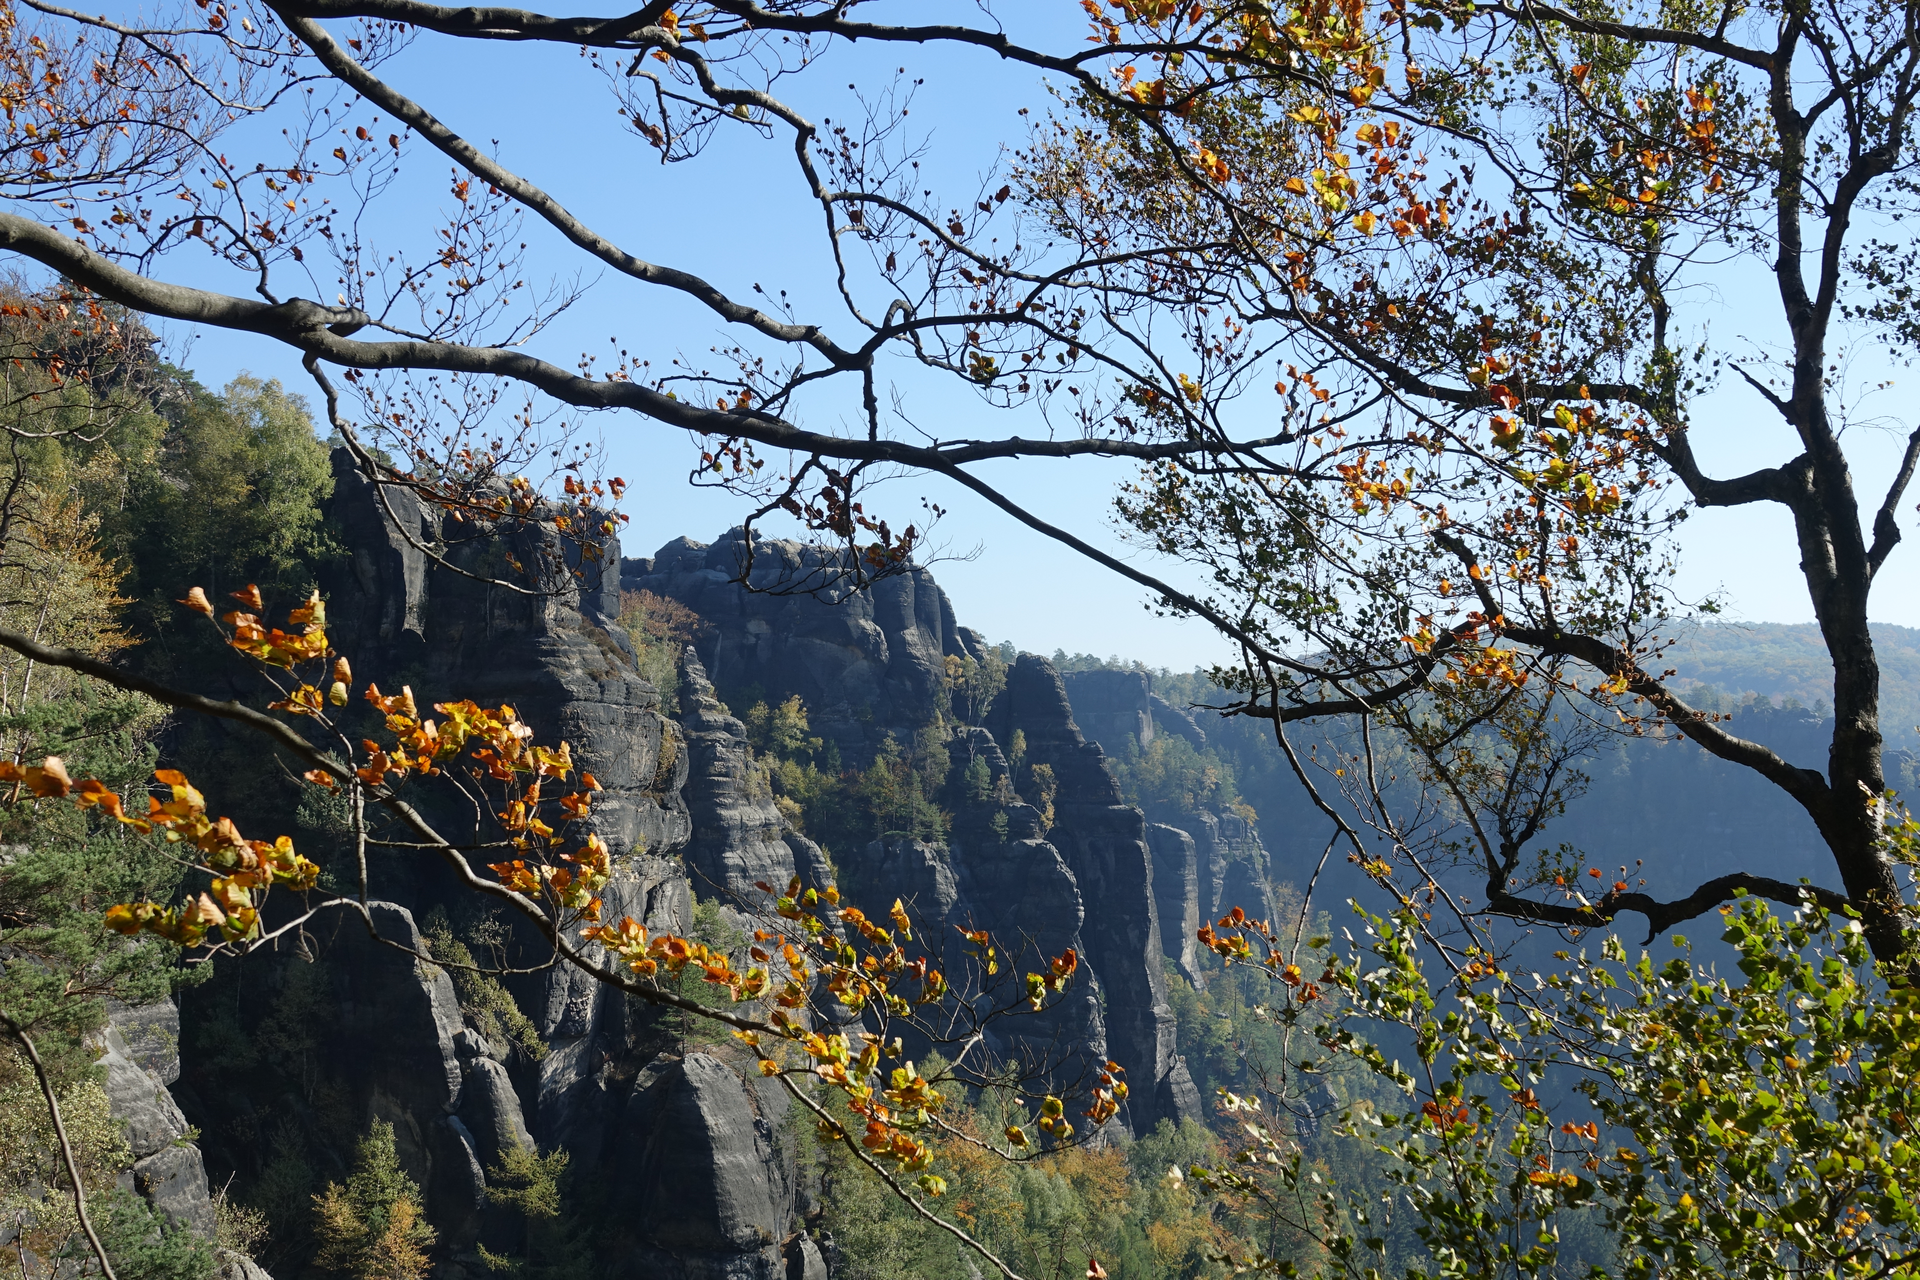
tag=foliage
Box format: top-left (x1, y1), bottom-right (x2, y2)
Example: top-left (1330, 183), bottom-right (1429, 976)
top-left (947, 650), bottom-right (1008, 728)
top-left (1186, 889), bottom-right (1920, 1280)
top-left (741, 692), bottom-right (949, 854)
top-left (421, 907), bottom-right (546, 1061)
top-left (822, 1077), bottom-right (1235, 1280)
top-left (0, 489), bottom-right (182, 1127)
top-left (112, 374), bottom-right (338, 645)
top-left (0, 1049), bottom-right (129, 1275)
top-left (92, 1191), bottom-right (218, 1280)
top-left (475, 1146), bottom-right (591, 1280)
top-left (1110, 733), bottom-right (1241, 818)
top-left (311, 1120), bottom-right (437, 1280)
top-left (743, 693), bottom-right (818, 760)
top-left (615, 588), bottom-right (705, 713)
top-left (211, 1186), bottom-right (271, 1259)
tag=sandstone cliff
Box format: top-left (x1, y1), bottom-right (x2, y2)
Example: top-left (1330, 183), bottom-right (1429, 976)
top-left (159, 468), bottom-right (1215, 1280)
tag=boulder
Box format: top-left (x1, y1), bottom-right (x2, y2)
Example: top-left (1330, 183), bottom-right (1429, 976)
top-left (612, 1053), bottom-right (795, 1279)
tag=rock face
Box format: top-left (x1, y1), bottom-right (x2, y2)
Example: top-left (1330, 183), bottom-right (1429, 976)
top-left (1145, 824), bottom-right (1204, 989)
top-left (676, 646), bottom-right (798, 902)
top-left (170, 482), bottom-right (1223, 1280)
top-left (1060, 666), bottom-right (1283, 945)
top-left (324, 451), bottom-right (689, 865)
top-left (1172, 809), bottom-right (1279, 926)
top-left (97, 1000), bottom-right (279, 1280)
top-left (1060, 668), bottom-right (1159, 758)
top-left (626, 532), bottom-right (962, 764)
top-left (987, 657), bottom-right (1195, 1131)
top-left (638, 532), bottom-right (1202, 1133)
top-left (611, 1052), bottom-right (796, 1280)
top-left (165, 460), bottom-right (806, 1280)
top-left (99, 1012), bottom-right (217, 1239)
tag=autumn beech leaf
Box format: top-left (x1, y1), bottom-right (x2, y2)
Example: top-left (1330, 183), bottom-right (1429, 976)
top-left (269, 684), bottom-right (326, 716)
top-left (180, 586), bottom-right (214, 615)
top-left (230, 583), bottom-right (263, 609)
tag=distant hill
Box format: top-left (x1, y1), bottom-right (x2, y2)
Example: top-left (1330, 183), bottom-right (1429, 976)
top-left (1055, 620), bottom-right (1920, 748)
top-left (1664, 621), bottom-right (1920, 747)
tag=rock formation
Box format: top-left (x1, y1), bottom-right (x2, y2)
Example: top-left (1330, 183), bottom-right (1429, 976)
top-left (1059, 667), bottom-right (1284, 960)
top-left (627, 533), bottom-right (962, 765)
top-left (675, 647), bottom-right (800, 903)
top-left (154, 466), bottom-right (1226, 1280)
top-left (637, 535), bottom-right (1201, 1132)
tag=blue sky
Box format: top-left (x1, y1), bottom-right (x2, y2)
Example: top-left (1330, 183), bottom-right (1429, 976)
top-left (155, 11), bottom-right (1919, 670)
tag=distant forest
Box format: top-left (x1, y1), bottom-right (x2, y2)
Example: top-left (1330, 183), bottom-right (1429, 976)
top-left (1055, 619), bottom-right (1920, 749)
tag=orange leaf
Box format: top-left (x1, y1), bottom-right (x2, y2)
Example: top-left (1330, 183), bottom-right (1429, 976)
top-left (180, 586), bottom-right (213, 616)
top-left (26, 756), bottom-right (71, 798)
top-left (230, 583), bottom-right (264, 609)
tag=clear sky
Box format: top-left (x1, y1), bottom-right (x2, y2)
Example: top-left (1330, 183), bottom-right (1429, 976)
top-left (152, 13), bottom-right (1918, 671)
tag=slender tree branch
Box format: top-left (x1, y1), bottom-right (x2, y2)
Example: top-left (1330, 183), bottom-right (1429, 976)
top-left (1484, 874), bottom-right (1850, 944)
top-left (274, 7), bottom-right (867, 370)
top-left (0, 213), bottom-right (1276, 472)
top-left (1431, 532), bottom-right (1834, 818)
top-left (0, 1014), bottom-right (119, 1280)
top-left (1496, 0), bottom-right (1775, 70)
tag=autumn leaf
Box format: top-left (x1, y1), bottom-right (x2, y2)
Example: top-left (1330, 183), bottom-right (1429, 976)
top-left (180, 586), bottom-right (214, 615)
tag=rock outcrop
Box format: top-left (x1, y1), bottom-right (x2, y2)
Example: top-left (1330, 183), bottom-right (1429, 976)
top-left (1060, 666), bottom-right (1283, 946)
top-left (609, 1052), bottom-right (797, 1280)
top-left (99, 1011), bottom-right (217, 1239)
top-left (1145, 824), bottom-right (1204, 989)
top-left (324, 451), bottom-right (689, 865)
top-left (98, 999), bottom-right (277, 1280)
top-left (639, 532), bottom-right (1203, 1132)
top-left (167, 460), bottom-right (806, 1280)
top-left (676, 647), bottom-right (799, 902)
top-left (626, 533), bottom-right (962, 764)
top-left (989, 657), bottom-right (1196, 1130)
top-left (164, 476), bottom-right (1232, 1280)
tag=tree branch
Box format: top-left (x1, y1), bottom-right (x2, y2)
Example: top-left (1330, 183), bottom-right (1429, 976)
top-left (273, 6), bottom-right (868, 370)
top-left (0, 1014), bottom-right (119, 1280)
top-left (1485, 874), bottom-right (1850, 944)
top-left (1431, 532), bottom-right (1833, 820)
top-left (1494, 0), bottom-right (1775, 71)
top-left (1868, 423), bottom-right (1920, 578)
top-left (0, 213), bottom-right (1282, 474)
